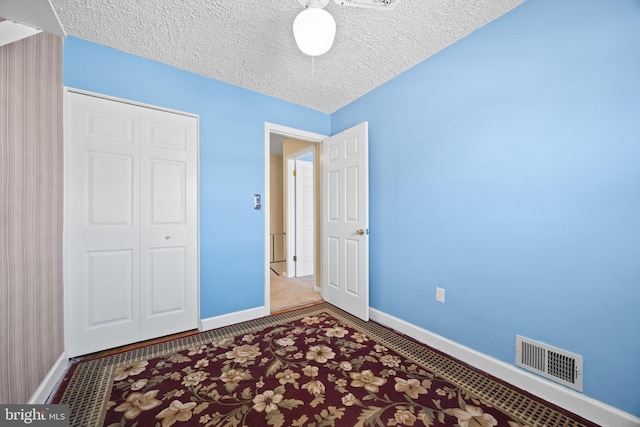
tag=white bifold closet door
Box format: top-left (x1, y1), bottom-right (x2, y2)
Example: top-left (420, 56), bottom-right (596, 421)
top-left (65, 91), bottom-right (198, 357)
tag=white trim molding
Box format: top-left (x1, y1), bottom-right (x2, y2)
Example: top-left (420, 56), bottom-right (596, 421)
top-left (29, 352), bottom-right (68, 404)
top-left (65, 87), bottom-right (199, 119)
top-left (199, 306), bottom-right (266, 332)
top-left (369, 308), bottom-right (640, 427)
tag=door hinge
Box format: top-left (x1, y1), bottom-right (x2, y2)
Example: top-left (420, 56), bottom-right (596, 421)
top-left (293, 170), bottom-right (297, 177)
top-left (293, 255), bottom-right (297, 262)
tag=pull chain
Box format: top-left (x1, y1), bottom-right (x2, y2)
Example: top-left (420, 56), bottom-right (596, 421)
top-left (312, 56), bottom-right (315, 76)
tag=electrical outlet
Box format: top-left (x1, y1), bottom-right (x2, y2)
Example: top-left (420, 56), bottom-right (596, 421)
top-left (436, 287), bottom-right (445, 303)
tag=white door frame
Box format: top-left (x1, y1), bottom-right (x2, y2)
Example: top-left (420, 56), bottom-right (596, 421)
top-left (286, 146), bottom-right (316, 279)
top-left (264, 123), bottom-right (326, 315)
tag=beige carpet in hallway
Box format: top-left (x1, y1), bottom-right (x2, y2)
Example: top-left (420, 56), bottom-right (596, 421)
top-left (270, 271), bottom-right (322, 312)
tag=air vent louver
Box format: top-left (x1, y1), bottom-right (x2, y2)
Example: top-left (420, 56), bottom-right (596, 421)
top-left (516, 336), bottom-right (583, 392)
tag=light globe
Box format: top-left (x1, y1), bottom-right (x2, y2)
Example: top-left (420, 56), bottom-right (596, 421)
top-left (293, 7), bottom-right (336, 56)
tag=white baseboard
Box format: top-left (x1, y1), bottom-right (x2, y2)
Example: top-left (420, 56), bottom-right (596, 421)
top-left (199, 306), bottom-right (266, 332)
top-left (369, 308), bottom-right (640, 427)
top-left (28, 352), bottom-right (68, 404)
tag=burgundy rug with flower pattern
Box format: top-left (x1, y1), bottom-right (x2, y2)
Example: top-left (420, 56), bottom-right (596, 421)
top-left (52, 303), bottom-right (598, 427)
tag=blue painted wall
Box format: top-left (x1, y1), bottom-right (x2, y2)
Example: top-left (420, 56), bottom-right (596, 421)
top-left (332, 0), bottom-right (640, 416)
top-left (64, 0), bottom-right (640, 416)
top-left (64, 37), bottom-right (330, 319)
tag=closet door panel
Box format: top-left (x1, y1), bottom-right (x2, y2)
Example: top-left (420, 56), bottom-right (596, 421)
top-left (66, 92), bottom-right (141, 357)
top-left (139, 108), bottom-right (198, 340)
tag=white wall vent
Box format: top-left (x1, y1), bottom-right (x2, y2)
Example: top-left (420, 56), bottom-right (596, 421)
top-left (515, 335), bottom-right (583, 392)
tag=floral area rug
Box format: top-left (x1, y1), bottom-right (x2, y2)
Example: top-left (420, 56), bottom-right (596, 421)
top-left (52, 303), bottom-right (598, 427)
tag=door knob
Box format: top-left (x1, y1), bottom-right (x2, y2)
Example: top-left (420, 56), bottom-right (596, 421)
top-left (165, 235), bottom-right (170, 240)
top-left (356, 228), bottom-right (365, 235)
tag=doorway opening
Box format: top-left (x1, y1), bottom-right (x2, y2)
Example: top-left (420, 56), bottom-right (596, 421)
top-left (264, 124), bottom-right (326, 314)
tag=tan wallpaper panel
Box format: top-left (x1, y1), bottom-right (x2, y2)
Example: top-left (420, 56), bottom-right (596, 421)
top-left (0, 32), bottom-right (64, 404)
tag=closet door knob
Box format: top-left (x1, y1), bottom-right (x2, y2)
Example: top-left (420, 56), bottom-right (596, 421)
top-left (165, 235), bottom-right (170, 240)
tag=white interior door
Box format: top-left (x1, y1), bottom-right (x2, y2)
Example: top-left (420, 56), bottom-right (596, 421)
top-left (66, 93), bottom-right (142, 356)
top-left (139, 107), bottom-right (198, 340)
top-left (322, 122), bottom-right (369, 321)
top-left (295, 158), bottom-right (315, 277)
top-left (66, 91), bottom-right (198, 357)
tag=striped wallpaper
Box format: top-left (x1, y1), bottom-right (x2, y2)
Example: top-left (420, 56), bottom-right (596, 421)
top-left (0, 32), bottom-right (64, 403)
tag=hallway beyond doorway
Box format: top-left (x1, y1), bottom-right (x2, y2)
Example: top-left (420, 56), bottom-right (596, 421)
top-left (270, 271), bottom-right (321, 313)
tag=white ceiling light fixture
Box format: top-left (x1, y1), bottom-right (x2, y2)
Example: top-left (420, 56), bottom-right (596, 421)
top-left (293, 0), bottom-right (400, 57)
top-left (293, 0), bottom-right (336, 57)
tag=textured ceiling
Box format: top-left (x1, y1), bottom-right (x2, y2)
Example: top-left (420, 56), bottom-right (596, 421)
top-left (50, 0), bottom-right (523, 113)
